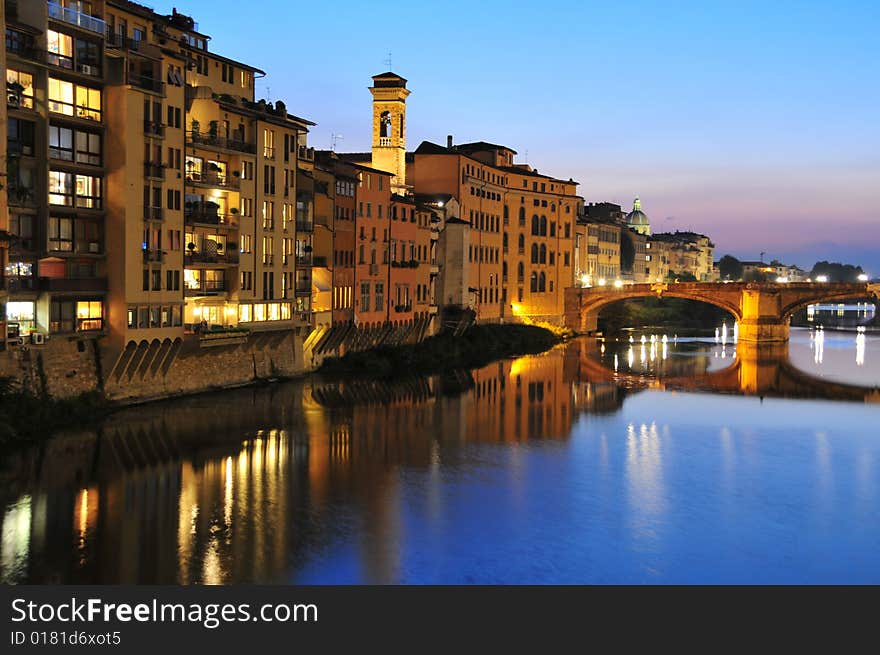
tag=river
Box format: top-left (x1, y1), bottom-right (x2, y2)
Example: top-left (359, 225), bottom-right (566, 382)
top-left (2, 327), bottom-right (879, 584)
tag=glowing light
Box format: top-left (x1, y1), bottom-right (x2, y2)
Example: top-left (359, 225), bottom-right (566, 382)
top-left (192, 307), bottom-right (202, 317)
top-left (815, 275), bottom-right (829, 283)
top-left (613, 279), bottom-right (624, 288)
top-left (856, 330), bottom-right (865, 366)
top-left (597, 278), bottom-right (607, 286)
top-left (629, 335), bottom-right (634, 343)
top-left (715, 327), bottom-right (720, 343)
top-left (511, 303), bottom-right (523, 316)
top-left (721, 323), bottom-right (728, 346)
top-left (627, 346), bottom-right (634, 368)
top-left (858, 274), bottom-right (869, 282)
top-left (775, 276), bottom-right (789, 283)
top-left (613, 354), bottom-right (619, 371)
top-left (580, 274), bottom-right (592, 287)
top-left (814, 329), bottom-right (825, 364)
top-left (733, 322), bottom-right (739, 343)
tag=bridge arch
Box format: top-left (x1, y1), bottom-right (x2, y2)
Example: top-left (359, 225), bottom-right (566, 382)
top-left (780, 288), bottom-right (877, 321)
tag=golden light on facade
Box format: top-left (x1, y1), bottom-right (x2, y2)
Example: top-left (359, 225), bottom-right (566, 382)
top-left (597, 278), bottom-right (607, 286)
top-left (613, 279), bottom-right (624, 288)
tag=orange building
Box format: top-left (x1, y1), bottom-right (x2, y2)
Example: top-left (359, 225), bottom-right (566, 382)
top-left (409, 139), bottom-right (581, 324)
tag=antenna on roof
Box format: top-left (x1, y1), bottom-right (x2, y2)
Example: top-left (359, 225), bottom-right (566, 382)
top-left (265, 86), bottom-right (272, 102)
top-left (331, 134), bottom-right (344, 152)
top-left (384, 52), bottom-right (393, 70)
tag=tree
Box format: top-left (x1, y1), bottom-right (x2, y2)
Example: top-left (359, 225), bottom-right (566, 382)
top-left (666, 271), bottom-right (697, 282)
top-left (809, 261), bottom-right (865, 282)
top-left (718, 255), bottom-right (743, 281)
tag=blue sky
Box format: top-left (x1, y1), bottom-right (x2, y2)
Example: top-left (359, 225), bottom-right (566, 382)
top-left (177, 0), bottom-right (879, 271)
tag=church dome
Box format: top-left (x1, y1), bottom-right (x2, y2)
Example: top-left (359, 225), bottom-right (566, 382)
top-left (626, 197), bottom-right (651, 235)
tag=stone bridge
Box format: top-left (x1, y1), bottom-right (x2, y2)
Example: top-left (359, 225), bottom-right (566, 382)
top-left (564, 282), bottom-right (880, 342)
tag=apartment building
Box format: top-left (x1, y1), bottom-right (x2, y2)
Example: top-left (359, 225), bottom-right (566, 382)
top-left (2, 0), bottom-right (315, 353)
top-left (5, 0), bottom-right (110, 342)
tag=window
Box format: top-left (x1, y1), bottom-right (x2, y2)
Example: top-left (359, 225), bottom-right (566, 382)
top-left (49, 172), bottom-right (102, 208)
top-left (46, 30), bottom-right (73, 69)
top-left (531, 215), bottom-right (539, 235)
top-left (48, 78), bottom-right (101, 121)
top-left (360, 282), bottom-right (370, 311)
top-left (49, 217), bottom-right (73, 251)
top-left (75, 130), bottom-right (101, 165)
top-left (375, 282), bottom-right (384, 311)
top-left (6, 69), bottom-right (35, 109)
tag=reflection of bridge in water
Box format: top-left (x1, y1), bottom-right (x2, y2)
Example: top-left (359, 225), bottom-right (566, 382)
top-left (572, 340), bottom-right (880, 403)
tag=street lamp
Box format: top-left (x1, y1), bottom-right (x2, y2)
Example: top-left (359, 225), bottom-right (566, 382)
top-left (858, 273), bottom-right (869, 282)
top-left (815, 275), bottom-right (828, 283)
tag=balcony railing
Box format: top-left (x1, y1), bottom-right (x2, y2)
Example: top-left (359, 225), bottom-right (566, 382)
top-left (185, 280), bottom-right (227, 296)
top-left (184, 211), bottom-right (239, 228)
top-left (297, 145), bottom-right (314, 161)
top-left (39, 277), bottom-right (108, 292)
top-left (144, 120), bottom-right (165, 137)
top-left (185, 251), bottom-right (239, 265)
top-left (144, 206), bottom-right (163, 221)
top-left (189, 131), bottom-right (257, 155)
top-left (48, 1), bottom-right (107, 35)
top-left (186, 172), bottom-right (240, 190)
top-left (295, 254), bottom-right (312, 267)
top-left (393, 303), bottom-right (413, 313)
top-left (105, 30), bottom-right (143, 51)
top-left (295, 284), bottom-right (311, 295)
top-left (142, 249), bottom-right (165, 263)
top-left (127, 72), bottom-right (165, 95)
top-left (6, 277), bottom-right (36, 292)
top-left (144, 163), bottom-right (165, 179)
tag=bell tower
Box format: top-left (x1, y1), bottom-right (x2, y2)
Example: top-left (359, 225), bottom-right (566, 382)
top-left (369, 72), bottom-right (410, 195)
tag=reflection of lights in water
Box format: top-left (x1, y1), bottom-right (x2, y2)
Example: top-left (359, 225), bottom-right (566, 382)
top-left (1, 495), bottom-right (32, 583)
top-left (661, 334), bottom-right (668, 344)
top-left (662, 342), bottom-right (668, 360)
top-left (600, 343), bottom-right (605, 354)
top-left (224, 456), bottom-right (233, 528)
top-left (733, 322), bottom-right (738, 343)
top-left (614, 354), bottom-right (619, 371)
top-left (629, 335), bottom-right (634, 343)
top-left (640, 345), bottom-right (647, 365)
top-left (715, 327), bottom-right (720, 343)
top-left (856, 330), bottom-right (865, 366)
top-left (721, 346), bottom-right (727, 359)
top-left (721, 322), bottom-right (728, 346)
top-left (627, 347), bottom-right (634, 368)
top-left (649, 344), bottom-right (656, 362)
top-left (640, 335), bottom-right (646, 344)
top-left (78, 489), bottom-right (89, 540)
top-left (813, 329), bottom-right (824, 365)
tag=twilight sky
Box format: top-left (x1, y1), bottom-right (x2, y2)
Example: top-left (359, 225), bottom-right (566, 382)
top-left (179, 0), bottom-right (879, 272)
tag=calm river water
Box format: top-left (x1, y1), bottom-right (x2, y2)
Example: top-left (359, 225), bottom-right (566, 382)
top-left (2, 327), bottom-right (879, 584)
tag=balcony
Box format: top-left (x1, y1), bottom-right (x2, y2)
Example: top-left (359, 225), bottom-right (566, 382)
top-left (295, 284), bottom-right (311, 296)
top-left (48, 1), bottom-right (107, 35)
top-left (393, 303), bottom-right (413, 313)
top-left (39, 277), bottom-right (108, 293)
top-left (144, 162), bottom-right (165, 180)
top-left (185, 212), bottom-right (239, 229)
top-left (127, 72), bottom-right (165, 96)
top-left (105, 31), bottom-right (143, 52)
top-left (295, 254), bottom-right (312, 267)
top-left (7, 186), bottom-right (37, 208)
top-left (144, 121), bottom-right (165, 138)
top-left (378, 137), bottom-right (392, 147)
top-left (189, 131), bottom-right (256, 155)
top-left (297, 146), bottom-right (314, 161)
top-left (295, 220), bottom-right (314, 233)
top-left (186, 172), bottom-right (240, 190)
top-left (185, 280), bottom-right (228, 296)
top-left (143, 249), bottom-right (165, 263)
top-left (185, 251), bottom-right (239, 265)
top-left (144, 206), bottom-right (163, 221)
top-left (6, 277), bottom-right (36, 292)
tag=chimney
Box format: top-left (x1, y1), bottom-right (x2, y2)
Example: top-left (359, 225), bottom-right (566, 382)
top-left (447, 135), bottom-right (453, 149)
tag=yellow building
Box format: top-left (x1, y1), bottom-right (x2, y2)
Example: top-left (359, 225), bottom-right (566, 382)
top-left (410, 138), bottom-right (581, 324)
